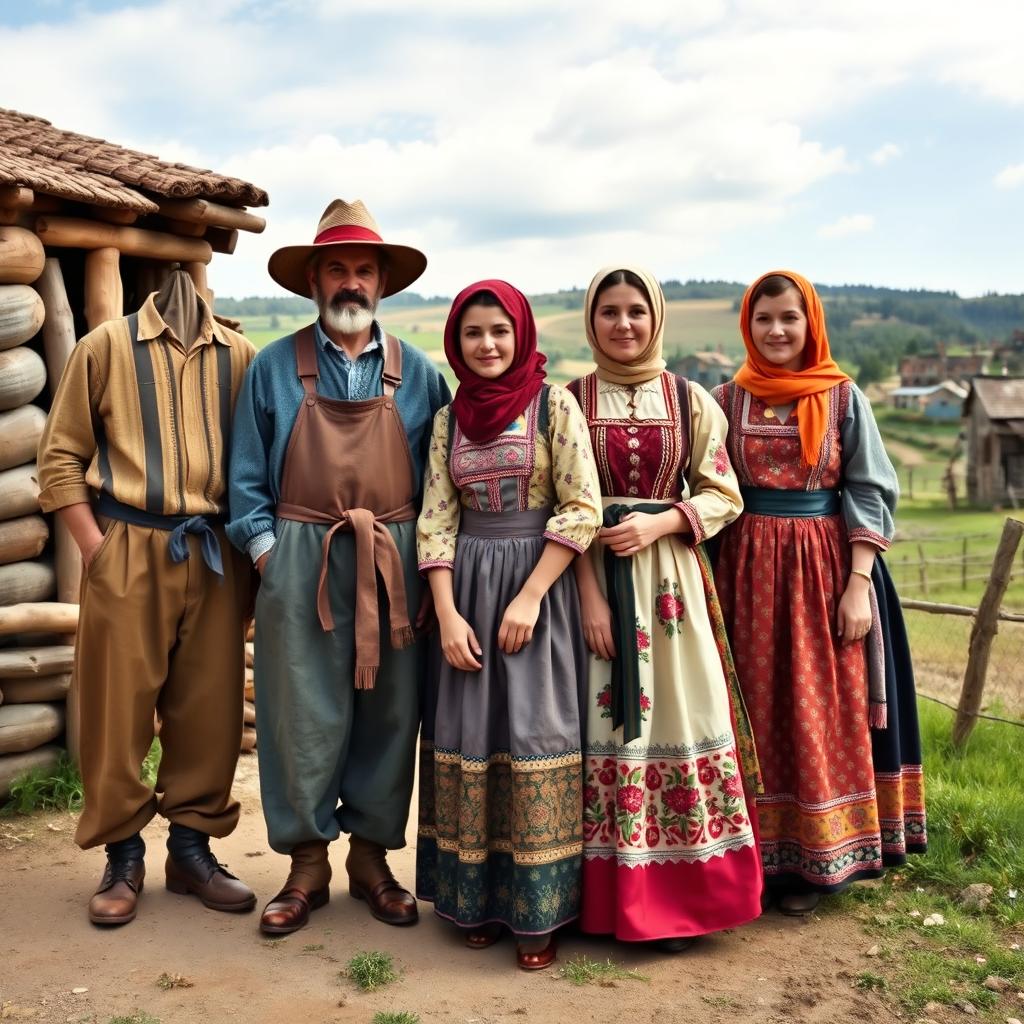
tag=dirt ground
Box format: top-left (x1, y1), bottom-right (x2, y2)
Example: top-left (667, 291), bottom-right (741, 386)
top-left (0, 755), bottom-right (892, 1024)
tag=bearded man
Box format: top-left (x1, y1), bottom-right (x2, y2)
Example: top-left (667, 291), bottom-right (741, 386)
top-left (227, 200), bottom-right (450, 934)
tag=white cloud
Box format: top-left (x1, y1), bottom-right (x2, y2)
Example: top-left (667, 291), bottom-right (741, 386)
top-left (994, 163), bottom-right (1024, 189)
top-left (869, 143), bottom-right (903, 165)
top-left (818, 214), bottom-right (876, 239)
top-left (2, 0), bottom-right (1023, 296)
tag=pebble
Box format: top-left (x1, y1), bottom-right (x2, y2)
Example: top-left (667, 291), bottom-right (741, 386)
top-left (69, 989), bottom-right (87, 996)
top-left (959, 883), bottom-right (994, 911)
top-left (866, 944), bottom-right (880, 957)
top-left (985, 976), bottom-right (1011, 993)
top-left (961, 1001), bottom-right (977, 1015)
top-left (922, 913), bottom-right (945, 927)
top-left (1007, 1017), bottom-right (1022, 1024)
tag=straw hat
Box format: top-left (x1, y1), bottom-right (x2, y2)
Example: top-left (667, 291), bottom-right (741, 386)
top-left (268, 199), bottom-right (427, 299)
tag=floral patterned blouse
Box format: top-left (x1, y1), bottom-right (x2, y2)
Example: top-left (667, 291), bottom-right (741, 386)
top-left (417, 384), bottom-right (601, 570)
top-left (571, 372), bottom-right (742, 544)
top-left (712, 380), bottom-right (898, 550)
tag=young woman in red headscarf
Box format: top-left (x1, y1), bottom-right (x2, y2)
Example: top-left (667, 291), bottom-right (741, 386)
top-left (415, 280), bottom-right (601, 970)
top-left (713, 271), bottom-right (926, 915)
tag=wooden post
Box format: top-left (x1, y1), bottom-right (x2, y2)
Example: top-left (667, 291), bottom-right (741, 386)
top-left (953, 517), bottom-right (1024, 747)
top-left (908, 469), bottom-right (914, 501)
top-left (84, 247), bottom-right (122, 330)
top-left (917, 543), bottom-right (928, 597)
top-left (962, 536), bottom-right (968, 590)
top-left (184, 261), bottom-right (212, 306)
top-left (34, 258), bottom-right (77, 392)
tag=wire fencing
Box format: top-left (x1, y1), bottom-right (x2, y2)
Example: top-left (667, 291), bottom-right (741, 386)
top-left (888, 526), bottom-right (1024, 723)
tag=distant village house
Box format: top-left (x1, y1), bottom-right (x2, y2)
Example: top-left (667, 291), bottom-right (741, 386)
top-left (887, 380), bottom-right (967, 420)
top-left (964, 376), bottom-right (1024, 506)
top-left (673, 351), bottom-right (736, 390)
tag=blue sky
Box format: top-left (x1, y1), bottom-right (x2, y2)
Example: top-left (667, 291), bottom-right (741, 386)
top-left (2, 0), bottom-right (1022, 299)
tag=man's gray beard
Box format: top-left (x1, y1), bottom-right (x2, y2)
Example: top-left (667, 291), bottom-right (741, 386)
top-left (314, 287), bottom-right (376, 335)
top-left (322, 303), bottom-right (375, 334)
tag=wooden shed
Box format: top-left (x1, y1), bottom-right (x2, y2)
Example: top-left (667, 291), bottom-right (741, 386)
top-left (0, 108), bottom-right (266, 796)
top-left (964, 376), bottom-right (1024, 507)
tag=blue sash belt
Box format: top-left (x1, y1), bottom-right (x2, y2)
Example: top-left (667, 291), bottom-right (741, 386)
top-left (96, 493), bottom-right (224, 578)
top-left (740, 487), bottom-right (840, 518)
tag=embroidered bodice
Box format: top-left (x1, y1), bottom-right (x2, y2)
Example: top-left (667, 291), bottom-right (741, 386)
top-left (416, 385), bottom-right (601, 569)
top-left (713, 380), bottom-right (898, 550)
top-left (571, 372), bottom-right (742, 546)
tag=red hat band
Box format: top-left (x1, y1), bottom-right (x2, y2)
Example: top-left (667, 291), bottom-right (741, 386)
top-left (313, 224), bottom-right (383, 246)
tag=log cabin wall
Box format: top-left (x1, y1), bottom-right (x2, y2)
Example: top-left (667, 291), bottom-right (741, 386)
top-left (0, 109), bottom-right (267, 797)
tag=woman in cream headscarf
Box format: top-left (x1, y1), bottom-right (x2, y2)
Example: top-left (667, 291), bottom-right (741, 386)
top-left (567, 267), bottom-right (763, 950)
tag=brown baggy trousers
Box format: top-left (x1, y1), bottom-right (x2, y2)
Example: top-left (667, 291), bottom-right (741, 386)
top-left (73, 520), bottom-right (249, 850)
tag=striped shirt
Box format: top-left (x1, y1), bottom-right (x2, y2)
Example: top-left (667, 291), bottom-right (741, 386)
top-left (38, 293), bottom-right (255, 517)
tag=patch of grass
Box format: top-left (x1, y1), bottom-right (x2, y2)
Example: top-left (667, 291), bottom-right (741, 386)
top-left (155, 973), bottom-right (192, 990)
top-left (301, 943), bottom-right (324, 953)
top-left (141, 739), bottom-right (161, 787)
top-left (2, 751), bottom-right (83, 814)
top-left (557, 954), bottom-right (650, 986)
top-left (108, 1013), bottom-right (161, 1024)
top-left (372, 1014), bottom-right (420, 1024)
top-left (701, 994), bottom-right (741, 1009)
top-left (344, 950), bottom-right (398, 991)
top-left (854, 971), bottom-right (887, 991)
top-left (823, 698), bottom-right (1024, 1019)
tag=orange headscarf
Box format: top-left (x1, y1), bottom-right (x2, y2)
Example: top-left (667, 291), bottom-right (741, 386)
top-left (734, 269), bottom-right (850, 467)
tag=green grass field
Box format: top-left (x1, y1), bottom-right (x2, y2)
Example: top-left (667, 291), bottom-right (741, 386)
top-left (235, 298), bottom-right (742, 386)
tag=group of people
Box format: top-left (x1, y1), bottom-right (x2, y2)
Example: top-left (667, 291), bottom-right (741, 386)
top-left (37, 199), bottom-right (927, 970)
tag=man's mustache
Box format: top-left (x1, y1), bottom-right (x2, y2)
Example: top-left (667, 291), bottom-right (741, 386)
top-left (330, 289), bottom-right (371, 310)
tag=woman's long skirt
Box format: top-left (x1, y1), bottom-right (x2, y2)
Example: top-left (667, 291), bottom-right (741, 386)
top-left (581, 507), bottom-right (763, 941)
top-left (715, 511), bottom-right (888, 892)
top-left (416, 509), bottom-right (587, 936)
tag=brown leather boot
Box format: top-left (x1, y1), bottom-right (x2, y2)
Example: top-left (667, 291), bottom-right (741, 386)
top-left (88, 858), bottom-right (145, 926)
top-left (165, 851), bottom-right (256, 912)
top-left (346, 835), bottom-right (417, 926)
top-left (260, 840), bottom-right (332, 935)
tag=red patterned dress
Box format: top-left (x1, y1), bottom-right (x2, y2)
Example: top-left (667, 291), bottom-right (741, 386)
top-left (570, 372), bottom-right (763, 941)
top-left (713, 379), bottom-right (916, 891)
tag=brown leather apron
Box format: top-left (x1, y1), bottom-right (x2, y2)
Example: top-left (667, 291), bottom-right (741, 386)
top-left (276, 325), bottom-right (417, 688)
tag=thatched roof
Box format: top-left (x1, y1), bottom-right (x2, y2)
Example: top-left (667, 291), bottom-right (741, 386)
top-left (0, 108), bottom-right (268, 213)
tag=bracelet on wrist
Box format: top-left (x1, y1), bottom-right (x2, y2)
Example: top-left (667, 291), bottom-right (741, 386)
top-left (849, 568), bottom-right (872, 582)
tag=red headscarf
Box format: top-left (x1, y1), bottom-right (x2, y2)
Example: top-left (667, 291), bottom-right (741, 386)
top-left (734, 269), bottom-right (850, 467)
top-left (445, 280), bottom-right (547, 444)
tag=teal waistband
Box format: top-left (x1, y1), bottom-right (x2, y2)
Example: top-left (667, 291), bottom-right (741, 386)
top-left (740, 487), bottom-right (840, 518)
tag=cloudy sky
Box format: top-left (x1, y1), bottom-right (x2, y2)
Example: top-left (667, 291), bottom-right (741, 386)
top-left (2, 0), bottom-right (1023, 299)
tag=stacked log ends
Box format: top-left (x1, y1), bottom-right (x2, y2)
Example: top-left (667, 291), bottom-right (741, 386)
top-left (0, 405), bottom-right (46, 471)
top-left (0, 515), bottom-right (49, 565)
top-left (0, 674), bottom-right (71, 703)
top-left (0, 562), bottom-right (56, 606)
top-left (0, 464), bottom-right (40, 521)
top-left (0, 285), bottom-right (45, 351)
top-left (0, 227), bottom-right (45, 286)
top-left (0, 743), bottom-right (61, 802)
top-left (0, 703), bottom-right (64, 754)
top-left (0, 347), bottom-right (46, 411)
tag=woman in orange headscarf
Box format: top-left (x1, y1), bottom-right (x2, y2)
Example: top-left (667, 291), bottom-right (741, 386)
top-left (713, 271), bottom-right (926, 915)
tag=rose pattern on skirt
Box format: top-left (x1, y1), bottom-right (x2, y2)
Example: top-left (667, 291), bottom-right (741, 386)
top-left (583, 748), bottom-right (750, 852)
top-left (655, 579), bottom-right (685, 637)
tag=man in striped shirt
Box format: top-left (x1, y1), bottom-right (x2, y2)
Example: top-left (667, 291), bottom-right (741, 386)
top-left (38, 277), bottom-right (258, 926)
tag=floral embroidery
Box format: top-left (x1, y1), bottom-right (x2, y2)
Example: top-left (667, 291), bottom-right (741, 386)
top-left (583, 749), bottom-right (752, 855)
top-left (636, 619), bottom-right (651, 662)
top-left (709, 440), bottom-right (730, 477)
top-left (596, 683), bottom-right (651, 722)
top-left (655, 580), bottom-right (685, 637)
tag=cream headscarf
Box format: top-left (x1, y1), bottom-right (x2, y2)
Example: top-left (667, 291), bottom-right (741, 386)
top-left (584, 264), bottom-right (667, 385)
